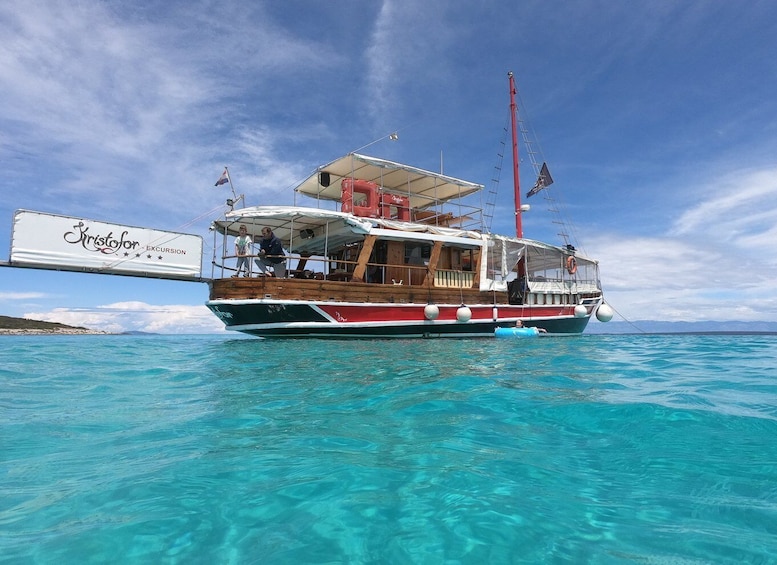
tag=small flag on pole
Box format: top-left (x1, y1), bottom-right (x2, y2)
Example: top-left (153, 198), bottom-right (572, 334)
top-left (214, 168), bottom-right (230, 187)
top-left (526, 162), bottom-right (553, 198)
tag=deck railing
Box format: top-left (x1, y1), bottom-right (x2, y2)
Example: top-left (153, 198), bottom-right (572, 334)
top-left (433, 269), bottom-right (475, 289)
top-left (215, 252), bottom-right (475, 288)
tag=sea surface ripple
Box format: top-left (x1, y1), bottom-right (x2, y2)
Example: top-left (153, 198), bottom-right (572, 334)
top-left (1, 333), bottom-right (776, 564)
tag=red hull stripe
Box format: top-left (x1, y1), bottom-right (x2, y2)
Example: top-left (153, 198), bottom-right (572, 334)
top-left (314, 304), bottom-right (578, 323)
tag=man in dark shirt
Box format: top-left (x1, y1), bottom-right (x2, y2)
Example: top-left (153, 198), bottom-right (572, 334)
top-left (254, 227), bottom-right (286, 277)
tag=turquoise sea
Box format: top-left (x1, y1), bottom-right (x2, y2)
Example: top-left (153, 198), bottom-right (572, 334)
top-left (1, 333), bottom-right (776, 564)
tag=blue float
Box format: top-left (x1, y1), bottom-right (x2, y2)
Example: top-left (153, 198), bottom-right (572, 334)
top-left (494, 326), bottom-right (541, 338)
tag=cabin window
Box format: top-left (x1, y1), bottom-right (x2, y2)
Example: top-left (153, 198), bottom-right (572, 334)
top-left (461, 249), bottom-right (473, 271)
top-left (404, 243), bottom-right (431, 265)
top-left (483, 239), bottom-right (524, 282)
top-left (448, 248), bottom-right (474, 271)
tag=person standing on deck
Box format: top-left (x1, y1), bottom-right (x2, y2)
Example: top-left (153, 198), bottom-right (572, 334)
top-left (255, 227), bottom-right (286, 278)
top-left (233, 225), bottom-right (252, 277)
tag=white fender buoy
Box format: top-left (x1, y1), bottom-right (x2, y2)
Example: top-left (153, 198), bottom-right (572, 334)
top-left (456, 305), bottom-right (472, 323)
top-left (424, 304), bottom-right (440, 320)
top-left (574, 305), bottom-right (588, 318)
top-left (596, 303), bottom-right (614, 323)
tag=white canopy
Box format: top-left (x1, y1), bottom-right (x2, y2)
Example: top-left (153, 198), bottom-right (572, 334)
top-left (212, 206), bottom-right (485, 255)
top-left (294, 153), bottom-right (483, 210)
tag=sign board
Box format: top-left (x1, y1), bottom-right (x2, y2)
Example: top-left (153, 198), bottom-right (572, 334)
top-left (10, 210), bottom-right (203, 278)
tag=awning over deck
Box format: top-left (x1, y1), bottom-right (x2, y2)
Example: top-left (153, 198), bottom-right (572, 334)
top-left (294, 153), bottom-right (483, 210)
top-left (211, 206), bottom-right (484, 256)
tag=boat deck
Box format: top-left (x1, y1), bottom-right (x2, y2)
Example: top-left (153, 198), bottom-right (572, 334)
top-left (209, 276), bottom-right (510, 305)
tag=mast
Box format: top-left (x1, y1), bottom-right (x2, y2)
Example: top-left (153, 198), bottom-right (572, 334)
top-left (508, 71), bottom-right (523, 238)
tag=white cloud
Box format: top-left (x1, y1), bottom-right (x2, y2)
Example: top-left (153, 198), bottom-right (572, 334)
top-left (364, 0), bottom-right (454, 127)
top-left (670, 167), bottom-right (777, 247)
top-left (0, 3), bottom-right (208, 155)
top-left (0, 291), bottom-right (48, 301)
top-left (0, 0), bottom-right (343, 229)
top-left (24, 302), bottom-right (225, 334)
top-left (588, 164), bottom-right (777, 322)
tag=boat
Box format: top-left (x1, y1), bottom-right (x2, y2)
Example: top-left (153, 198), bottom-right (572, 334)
top-left (205, 72), bottom-right (613, 338)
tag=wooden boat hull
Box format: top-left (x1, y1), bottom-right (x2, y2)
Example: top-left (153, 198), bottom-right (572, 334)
top-left (207, 278), bottom-right (595, 338)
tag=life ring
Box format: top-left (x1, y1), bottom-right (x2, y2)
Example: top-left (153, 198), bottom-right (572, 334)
top-left (566, 256), bottom-right (577, 275)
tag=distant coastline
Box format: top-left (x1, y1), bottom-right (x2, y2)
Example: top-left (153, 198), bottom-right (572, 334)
top-left (587, 320), bottom-right (777, 334)
top-left (0, 315), bottom-right (110, 335)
